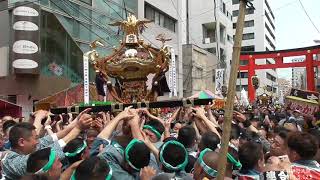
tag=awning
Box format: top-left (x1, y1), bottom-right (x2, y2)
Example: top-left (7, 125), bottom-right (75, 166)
top-left (0, 99), bottom-right (22, 118)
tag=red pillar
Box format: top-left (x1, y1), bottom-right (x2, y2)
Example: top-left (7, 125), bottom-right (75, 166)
top-left (248, 56), bottom-right (255, 102)
top-left (306, 52), bottom-right (315, 91)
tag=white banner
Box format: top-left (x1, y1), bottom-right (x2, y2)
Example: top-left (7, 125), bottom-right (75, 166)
top-left (215, 69), bottom-right (224, 94)
top-left (83, 55), bottom-right (90, 104)
top-left (171, 48), bottom-right (177, 97)
top-left (168, 56), bottom-right (173, 98)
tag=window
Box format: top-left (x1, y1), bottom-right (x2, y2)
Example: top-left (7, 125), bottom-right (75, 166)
top-left (227, 35), bottom-right (233, 42)
top-left (266, 85), bottom-right (277, 93)
top-left (265, 35), bottom-right (275, 50)
top-left (241, 46), bottom-right (255, 52)
top-left (202, 23), bottom-right (216, 44)
top-left (243, 33), bottom-right (254, 40)
top-left (234, 20), bottom-right (254, 29)
top-left (206, 48), bottom-right (216, 54)
top-left (233, 10), bottom-right (239, 17)
top-left (144, 3), bottom-right (177, 32)
top-left (220, 23), bottom-right (226, 44)
top-left (265, 23), bottom-right (275, 40)
top-left (265, 0), bottom-right (275, 19)
top-left (245, 20), bottom-right (254, 27)
top-left (233, 8), bottom-right (254, 17)
top-left (265, 11), bottom-right (275, 30)
top-left (237, 72), bottom-right (248, 78)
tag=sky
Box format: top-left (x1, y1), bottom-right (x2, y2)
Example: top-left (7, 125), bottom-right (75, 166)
top-left (268, 0), bottom-right (320, 80)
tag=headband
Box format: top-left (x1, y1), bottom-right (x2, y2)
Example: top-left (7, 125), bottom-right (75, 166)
top-left (65, 141), bottom-right (87, 157)
top-left (71, 166), bottom-right (113, 180)
top-left (125, 139), bottom-right (143, 171)
top-left (227, 153), bottom-right (242, 170)
top-left (143, 125), bottom-right (162, 139)
top-left (159, 140), bottom-right (188, 171)
top-left (198, 148), bottom-right (218, 177)
top-left (35, 149), bottom-right (56, 174)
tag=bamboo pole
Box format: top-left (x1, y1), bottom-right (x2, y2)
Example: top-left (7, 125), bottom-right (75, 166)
top-left (216, 0), bottom-right (247, 179)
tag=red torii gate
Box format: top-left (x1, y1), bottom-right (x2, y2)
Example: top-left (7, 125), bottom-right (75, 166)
top-left (239, 45), bottom-right (320, 102)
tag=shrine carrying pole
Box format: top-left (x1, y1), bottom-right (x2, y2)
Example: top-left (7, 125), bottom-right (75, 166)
top-left (216, 0), bottom-right (249, 179)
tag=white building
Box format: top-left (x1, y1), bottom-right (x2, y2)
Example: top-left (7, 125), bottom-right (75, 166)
top-left (232, 0), bottom-right (277, 96)
top-left (138, 0), bottom-right (234, 97)
top-left (188, 0), bottom-right (234, 86)
top-left (291, 58), bottom-right (306, 89)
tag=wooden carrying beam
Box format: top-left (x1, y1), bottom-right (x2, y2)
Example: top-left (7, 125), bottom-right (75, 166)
top-left (50, 98), bottom-right (213, 114)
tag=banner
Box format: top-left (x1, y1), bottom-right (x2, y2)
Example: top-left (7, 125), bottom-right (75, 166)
top-left (286, 88), bottom-right (319, 115)
top-left (83, 55), bottom-right (89, 104)
top-left (169, 47), bottom-right (177, 97)
top-left (10, 3), bottom-right (41, 74)
top-left (171, 48), bottom-right (177, 97)
top-left (215, 69), bottom-right (224, 94)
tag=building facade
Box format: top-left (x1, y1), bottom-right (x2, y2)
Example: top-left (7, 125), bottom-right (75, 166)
top-left (0, 0), bottom-right (137, 117)
top-left (188, 0), bottom-right (234, 87)
top-left (182, 44), bottom-right (217, 97)
top-left (232, 0), bottom-right (277, 96)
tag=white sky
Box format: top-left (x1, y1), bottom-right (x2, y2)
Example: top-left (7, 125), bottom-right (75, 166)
top-left (268, 0), bottom-right (320, 80)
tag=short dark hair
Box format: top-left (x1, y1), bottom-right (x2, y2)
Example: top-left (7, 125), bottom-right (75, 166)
top-left (74, 157), bottom-right (111, 180)
top-left (177, 125), bottom-right (196, 148)
top-left (274, 126), bottom-right (289, 140)
top-left (199, 131), bottom-right (220, 151)
top-left (230, 124), bottom-right (241, 140)
top-left (27, 147), bottom-right (51, 173)
top-left (9, 122), bottom-right (35, 149)
top-left (127, 141), bottom-right (150, 170)
top-left (185, 155), bottom-right (196, 173)
top-left (145, 119), bottom-right (165, 135)
top-left (160, 142), bottom-right (187, 173)
top-left (2, 120), bottom-right (17, 133)
top-left (287, 132), bottom-right (319, 160)
top-left (63, 138), bottom-right (86, 164)
top-left (238, 142), bottom-right (263, 171)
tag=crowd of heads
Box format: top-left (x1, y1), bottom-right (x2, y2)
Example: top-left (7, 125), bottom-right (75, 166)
top-left (0, 103), bottom-right (319, 180)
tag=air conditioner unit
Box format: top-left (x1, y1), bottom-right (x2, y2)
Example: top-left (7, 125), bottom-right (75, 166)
top-left (204, 38), bottom-right (210, 44)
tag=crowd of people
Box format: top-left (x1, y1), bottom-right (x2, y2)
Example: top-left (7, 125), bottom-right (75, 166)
top-left (0, 103), bottom-right (320, 180)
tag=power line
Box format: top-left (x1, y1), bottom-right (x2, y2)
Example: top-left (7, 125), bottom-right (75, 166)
top-left (297, 0), bottom-right (320, 34)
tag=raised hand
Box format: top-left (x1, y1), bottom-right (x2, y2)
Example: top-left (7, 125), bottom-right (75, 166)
top-left (233, 111), bottom-right (247, 122)
top-left (140, 166), bottom-right (156, 180)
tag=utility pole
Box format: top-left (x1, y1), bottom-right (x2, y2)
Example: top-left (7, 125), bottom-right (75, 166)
top-left (186, 0), bottom-right (190, 44)
top-left (216, 0), bottom-right (250, 179)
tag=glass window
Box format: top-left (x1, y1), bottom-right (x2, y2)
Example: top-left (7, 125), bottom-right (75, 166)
top-left (241, 46), bottom-right (255, 52)
top-left (144, 2), bottom-right (176, 32)
top-left (145, 5), bottom-right (155, 20)
top-left (79, 23), bottom-right (92, 42)
top-left (245, 20), bottom-right (254, 27)
top-left (233, 8), bottom-right (255, 17)
top-left (242, 33), bottom-right (254, 40)
top-left (154, 11), bottom-right (160, 25)
top-left (159, 14), bottom-right (164, 27)
top-left (40, 11), bottom-right (83, 84)
top-left (232, 10), bottom-right (239, 17)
